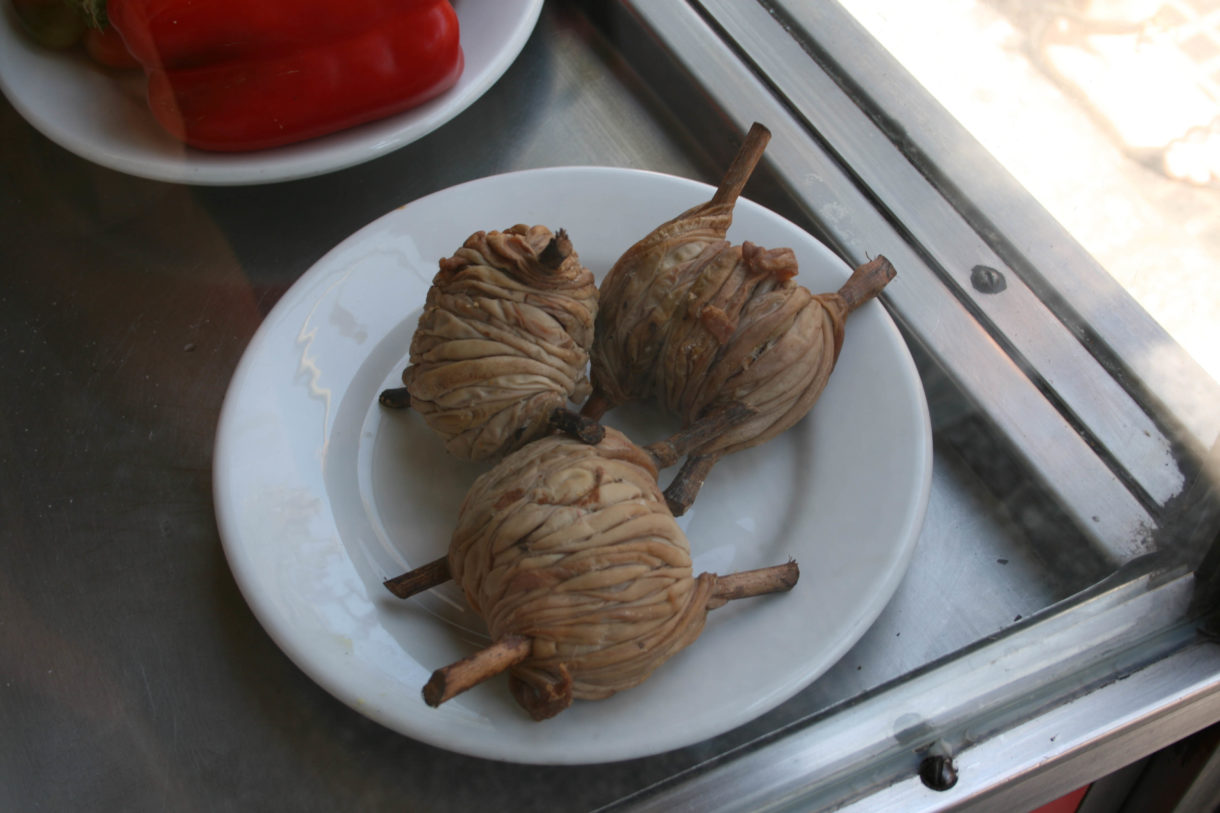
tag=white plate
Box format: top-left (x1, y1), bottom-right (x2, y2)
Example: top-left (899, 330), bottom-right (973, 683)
top-left (0, 0), bottom-right (542, 185)
top-left (213, 167), bottom-right (933, 764)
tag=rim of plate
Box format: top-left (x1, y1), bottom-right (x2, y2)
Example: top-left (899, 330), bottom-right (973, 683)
top-left (0, 0), bottom-right (543, 185)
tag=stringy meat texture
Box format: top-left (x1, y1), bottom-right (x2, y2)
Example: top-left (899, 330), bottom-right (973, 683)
top-left (448, 428), bottom-right (716, 719)
top-left (587, 124), bottom-right (895, 502)
top-left (402, 224), bottom-right (597, 460)
top-left (591, 197), bottom-right (887, 458)
top-left (591, 194), bottom-right (737, 409)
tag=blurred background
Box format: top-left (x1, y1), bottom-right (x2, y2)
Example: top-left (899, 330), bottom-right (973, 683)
top-left (839, 0), bottom-right (1220, 385)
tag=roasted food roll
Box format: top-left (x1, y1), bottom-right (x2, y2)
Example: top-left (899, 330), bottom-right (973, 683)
top-left (596, 239), bottom-right (894, 458)
top-left (449, 428), bottom-right (715, 717)
top-left (584, 123), bottom-right (895, 513)
top-left (384, 224), bottom-right (599, 461)
top-left (589, 192), bottom-right (740, 410)
top-left (384, 422), bottom-right (799, 721)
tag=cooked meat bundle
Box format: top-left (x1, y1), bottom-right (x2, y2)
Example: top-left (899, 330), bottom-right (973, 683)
top-left (583, 124), bottom-right (896, 514)
top-left (384, 422), bottom-right (798, 720)
top-left (380, 224), bottom-right (600, 460)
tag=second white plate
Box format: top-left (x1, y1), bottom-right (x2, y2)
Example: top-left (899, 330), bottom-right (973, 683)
top-left (0, 0), bottom-right (543, 185)
top-left (213, 166), bottom-right (933, 764)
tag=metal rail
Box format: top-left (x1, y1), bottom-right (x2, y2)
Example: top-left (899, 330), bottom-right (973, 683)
top-left (591, 0), bottom-right (1168, 561)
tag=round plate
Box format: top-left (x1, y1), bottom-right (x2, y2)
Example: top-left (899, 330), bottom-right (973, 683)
top-left (0, 0), bottom-right (543, 185)
top-left (213, 167), bottom-right (933, 764)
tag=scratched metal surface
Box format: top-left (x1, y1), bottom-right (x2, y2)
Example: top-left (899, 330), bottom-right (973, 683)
top-left (0, 5), bottom-right (1159, 811)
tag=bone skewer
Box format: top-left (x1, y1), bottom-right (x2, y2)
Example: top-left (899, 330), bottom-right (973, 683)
top-left (383, 555), bottom-right (451, 599)
top-left (663, 452), bottom-right (724, 517)
top-left (420, 561), bottom-right (799, 708)
top-left (422, 634), bottom-right (532, 707)
top-left (643, 402), bottom-right (753, 469)
top-left (705, 561), bottom-right (800, 609)
top-left (710, 122), bottom-right (772, 207)
top-left (547, 407), bottom-right (605, 445)
top-left (378, 386), bottom-right (412, 409)
top-left (579, 391), bottom-right (613, 421)
top-left (837, 255), bottom-right (897, 314)
top-left (538, 230), bottom-right (574, 271)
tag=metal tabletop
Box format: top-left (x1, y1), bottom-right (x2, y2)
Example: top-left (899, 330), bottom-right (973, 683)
top-left (4, 2), bottom-right (1220, 810)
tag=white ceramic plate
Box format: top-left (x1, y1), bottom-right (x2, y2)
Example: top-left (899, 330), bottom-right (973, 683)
top-left (213, 167), bottom-right (933, 764)
top-left (0, 0), bottom-right (542, 185)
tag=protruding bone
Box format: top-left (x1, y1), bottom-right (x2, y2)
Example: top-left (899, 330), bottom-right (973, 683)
top-left (711, 122), bottom-right (772, 207)
top-left (579, 390), bottom-right (612, 421)
top-left (662, 452), bottom-right (723, 517)
top-left (378, 386), bottom-right (412, 409)
top-left (538, 229), bottom-right (574, 270)
top-left (383, 555), bottom-right (451, 599)
top-left (706, 561), bottom-right (800, 609)
top-left (837, 255), bottom-right (896, 314)
top-left (548, 407), bottom-right (605, 445)
top-left (422, 634), bottom-right (532, 707)
top-left (644, 402), bottom-right (753, 470)
top-left (420, 559), bottom-right (798, 709)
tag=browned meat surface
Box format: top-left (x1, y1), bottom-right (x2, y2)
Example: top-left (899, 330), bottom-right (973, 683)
top-left (387, 224), bottom-right (598, 461)
top-left (448, 428), bottom-right (715, 717)
top-left (385, 425), bottom-right (799, 720)
top-left (584, 124), bottom-right (895, 513)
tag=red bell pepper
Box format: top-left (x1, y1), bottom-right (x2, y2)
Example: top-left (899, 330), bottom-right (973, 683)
top-left (102, 0), bottom-right (463, 151)
top-left (83, 25), bottom-right (140, 69)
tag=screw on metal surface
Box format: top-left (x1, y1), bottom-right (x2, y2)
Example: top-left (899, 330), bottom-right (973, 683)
top-left (918, 754), bottom-right (959, 791)
top-left (970, 264), bottom-right (1007, 294)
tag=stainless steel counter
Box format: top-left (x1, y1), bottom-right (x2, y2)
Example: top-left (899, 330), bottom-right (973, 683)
top-left (4, 2), bottom-right (1220, 811)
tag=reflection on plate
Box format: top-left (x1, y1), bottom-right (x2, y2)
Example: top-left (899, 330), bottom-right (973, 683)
top-left (0, 0), bottom-right (543, 185)
top-left (212, 167), bottom-right (932, 764)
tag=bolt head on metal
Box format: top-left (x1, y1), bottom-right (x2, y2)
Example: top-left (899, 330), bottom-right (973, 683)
top-left (970, 264), bottom-right (1007, 294)
top-left (918, 754), bottom-right (959, 791)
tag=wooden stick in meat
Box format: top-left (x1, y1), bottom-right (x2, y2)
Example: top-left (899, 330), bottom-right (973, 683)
top-left (423, 635), bottom-right (532, 707)
top-left (383, 426), bottom-right (798, 720)
top-left (422, 562), bottom-right (799, 709)
top-left (705, 561), bottom-right (800, 609)
top-left (585, 122), bottom-right (896, 515)
top-left (710, 122), bottom-right (772, 207)
top-left (382, 401), bottom-right (754, 600)
top-left (383, 555), bottom-right (451, 600)
top-left (581, 124), bottom-right (772, 422)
